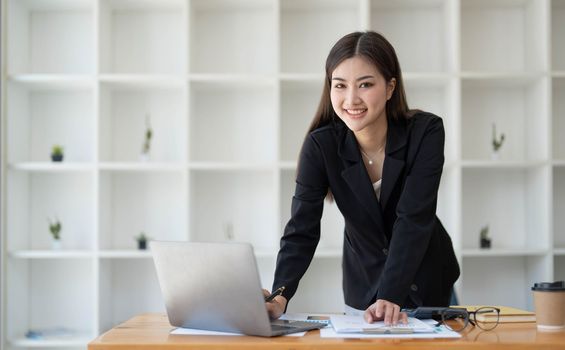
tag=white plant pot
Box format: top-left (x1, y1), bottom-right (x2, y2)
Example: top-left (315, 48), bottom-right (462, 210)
top-left (51, 239), bottom-right (62, 250)
top-left (139, 153), bottom-right (150, 162)
top-left (491, 150), bottom-right (500, 161)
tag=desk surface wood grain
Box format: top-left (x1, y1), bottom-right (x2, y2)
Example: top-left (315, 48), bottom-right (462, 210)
top-left (89, 313), bottom-right (565, 350)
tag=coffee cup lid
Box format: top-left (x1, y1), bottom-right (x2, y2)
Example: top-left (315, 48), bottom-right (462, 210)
top-left (531, 281), bottom-right (565, 291)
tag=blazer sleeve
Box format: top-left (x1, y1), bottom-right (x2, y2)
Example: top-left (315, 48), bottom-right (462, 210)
top-left (272, 133), bottom-right (329, 302)
top-left (377, 117), bottom-right (445, 306)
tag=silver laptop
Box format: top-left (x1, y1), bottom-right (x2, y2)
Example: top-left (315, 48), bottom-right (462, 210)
top-left (151, 241), bottom-right (325, 337)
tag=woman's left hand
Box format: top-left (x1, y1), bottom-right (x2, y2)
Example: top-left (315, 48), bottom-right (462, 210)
top-left (364, 299), bottom-right (408, 326)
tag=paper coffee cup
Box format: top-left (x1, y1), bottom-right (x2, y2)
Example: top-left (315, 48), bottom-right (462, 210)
top-left (531, 281), bottom-right (565, 331)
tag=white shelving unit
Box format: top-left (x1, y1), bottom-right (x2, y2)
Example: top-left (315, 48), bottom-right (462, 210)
top-left (1, 0), bottom-right (564, 349)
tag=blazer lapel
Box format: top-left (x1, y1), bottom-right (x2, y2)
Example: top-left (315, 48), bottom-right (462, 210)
top-left (380, 117), bottom-right (408, 209)
top-left (338, 124), bottom-right (386, 229)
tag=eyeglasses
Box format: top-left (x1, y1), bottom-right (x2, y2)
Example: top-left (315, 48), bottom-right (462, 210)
top-left (436, 307), bottom-right (500, 332)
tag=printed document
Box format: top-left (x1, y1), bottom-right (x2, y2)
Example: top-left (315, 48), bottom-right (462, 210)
top-left (330, 315), bottom-right (435, 334)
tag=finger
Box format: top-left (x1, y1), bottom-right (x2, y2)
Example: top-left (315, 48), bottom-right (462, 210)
top-left (262, 289), bottom-right (270, 298)
top-left (375, 300), bottom-right (385, 319)
top-left (384, 305), bottom-right (393, 326)
top-left (400, 311), bottom-right (408, 324)
top-left (392, 305), bottom-right (400, 326)
top-left (364, 305), bottom-right (375, 323)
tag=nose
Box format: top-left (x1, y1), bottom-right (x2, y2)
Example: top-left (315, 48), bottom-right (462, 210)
top-left (345, 86), bottom-right (362, 106)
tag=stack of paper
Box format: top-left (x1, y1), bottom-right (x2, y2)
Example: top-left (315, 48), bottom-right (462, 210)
top-left (330, 315), bottom-right (436, 334)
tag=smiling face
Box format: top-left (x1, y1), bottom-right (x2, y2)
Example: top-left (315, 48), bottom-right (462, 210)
top-left (330, 56), bottom-right (396, 133)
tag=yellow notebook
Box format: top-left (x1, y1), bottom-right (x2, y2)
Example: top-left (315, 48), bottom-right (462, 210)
top-left (453, 305), bottom-right (536, 323)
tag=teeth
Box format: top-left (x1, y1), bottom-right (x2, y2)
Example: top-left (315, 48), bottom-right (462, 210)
top-left (346, 109), bottom-right (366, 115)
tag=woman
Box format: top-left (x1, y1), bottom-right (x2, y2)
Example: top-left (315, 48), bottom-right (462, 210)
top-left (264, 31), bottom-right (460, 326)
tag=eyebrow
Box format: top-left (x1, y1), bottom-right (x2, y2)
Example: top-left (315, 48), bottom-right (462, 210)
top-left (331, 75), bottom-right (375, 82)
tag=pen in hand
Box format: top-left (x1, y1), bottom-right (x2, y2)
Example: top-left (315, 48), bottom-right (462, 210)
top-left (265, 286), bottom-right (285, 302)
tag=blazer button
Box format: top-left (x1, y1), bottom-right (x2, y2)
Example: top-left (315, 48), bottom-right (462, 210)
top-left (382, 248), bottom-right (388, 256)
top-left (411, 284), bottom-right (418, 292)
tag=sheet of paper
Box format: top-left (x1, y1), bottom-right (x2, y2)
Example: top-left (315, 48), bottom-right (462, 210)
top-left (170, 327), bottom-right (305, 337)
top-left (330, 314), bottom-right (435, 333)
top-left (320, 325), bottom-right (461, 339)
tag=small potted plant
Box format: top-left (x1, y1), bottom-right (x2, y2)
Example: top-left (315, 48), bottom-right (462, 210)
top-left (480, 225), bottom-right (491, 249)
top-left (491, 123), bottom-right (505, 160)
top-left (48, 218), bottom-right (62, 250)
top-left (140, 114), bottom-right (152, 161)
top-left (135, 232), bottom-right (149, 250)
top-left (51, 145), bottom-right (64, 162)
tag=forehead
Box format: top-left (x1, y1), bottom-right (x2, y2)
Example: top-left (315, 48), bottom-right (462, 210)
top-left (331, 56), bottom-right (381, 78)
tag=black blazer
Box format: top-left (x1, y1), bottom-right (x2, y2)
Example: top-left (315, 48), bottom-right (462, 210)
top-left (273, 111), bottom-right (460, 310)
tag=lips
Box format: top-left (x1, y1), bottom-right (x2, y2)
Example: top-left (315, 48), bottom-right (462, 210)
top-left (344, 108), bottom-right (368, 118)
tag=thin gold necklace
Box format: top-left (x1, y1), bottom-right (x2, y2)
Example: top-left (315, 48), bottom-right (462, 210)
top-left (360, 144), bottom-right (385, 165)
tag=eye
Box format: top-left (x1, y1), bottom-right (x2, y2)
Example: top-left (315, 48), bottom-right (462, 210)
top-left (360, 82), bottom-right (373, 88)
top-left (333, 83), bottom-right (346, 89)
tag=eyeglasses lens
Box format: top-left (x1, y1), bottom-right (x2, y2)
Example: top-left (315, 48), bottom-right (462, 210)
top-left (474, 307), bottom-right (499, 330)
top-left (441, 309), bottom-right (468, 332)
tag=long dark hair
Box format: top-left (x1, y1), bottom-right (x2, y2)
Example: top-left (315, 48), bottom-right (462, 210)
top-left (309, 31), bottom-right (411, 133)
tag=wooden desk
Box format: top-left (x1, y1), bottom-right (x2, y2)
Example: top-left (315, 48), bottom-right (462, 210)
top-left (89, 313), bottom-right (565, 350)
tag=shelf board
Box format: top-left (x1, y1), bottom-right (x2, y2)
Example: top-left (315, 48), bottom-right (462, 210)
top-left (554, 160), bottom-right (565, 167)
top-left (462, 249), bottom-right (548, 257)
top-left (554, 249), bottom-right (565, 256)
top-left (403, 72), bottom-right (451, 86)
top-left (279, 161), bottom-right (297, 170)
top-left (10, 336), bottom-right (91, 348)
top-left (552, 71), bottom-right (565, 78)
top-left (279, 73), bottom-right (324, 82)
top-left (9, 162), bottom-right (94, 172)
top-left (188, 162), bottom-right (276, 171)
top-left (460, 72), bottom-right (543, 88)
top-left (313, 249), bottom-right (342, 258)
top-left (189, 74), bottom-right (276, 86)
top-left (98, 162), bottom-right (186, 172)
top-left (460, 160), bottom-right (547, 169)
top-left (9, 250), bottom-right (94, 259)
top-left (98, 250), bottom-right (153, 259)
top-left (99, 74), bottom-right (185, 89)
top-left (8, 74), bottom-right (95, 89)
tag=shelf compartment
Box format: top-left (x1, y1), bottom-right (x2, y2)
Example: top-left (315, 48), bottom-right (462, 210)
top-left (461, 77), bottom-right (549, 162)
top-left (280, 80), bottom-right (323, 162)
top-left (99, 259), bottom-right (164, 333)
top-left (461, 255), bottom-right (550, 311)
top-left (280, 0), bottom-right (360, 74)
top-left (556, 256), bottom-right (565, 282)
top-left (190, 0), bottom-right (276, 74)
top-left (7, 81), bottom-right (95, 163)
top-left (280, 170), bottom-right (344, 253)
top-left (462, 167), bottom-right (550, 251)
top-left (554, 167), bottom-right (565, 249)
top-left (98, 0), bottom-right (187, 74)
top-left (189, 82), bottom-right (276, 163)
top-left (7, 172), bottom-right (95, 251)
top-left (7, 0), bottom-right (94, 74)
top-left (99, 82), bottom-right (187, 162)
top-left (461, 0), bottom-right (547, 72)
top-left (285, 258), bottom-right (344, 314)
top-left (6, 259), bottom-right (95, 346)
top-left (553, 77), bottom-right (565, 160)
top-left (370, 0), bottom-right (454, 73)
top-left (552, 0), bottom-right (565, 71)
top-left (98, 172), bottom-right (187, 250)
top-left (190, 170), bottom-right (277, 251)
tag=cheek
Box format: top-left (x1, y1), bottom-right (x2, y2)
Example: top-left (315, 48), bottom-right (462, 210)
top-left (330, 90), bottom-right (342, 110)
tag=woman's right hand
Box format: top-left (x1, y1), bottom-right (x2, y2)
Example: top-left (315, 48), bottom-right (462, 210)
top-left (262, 289), bottom-right (287, 319)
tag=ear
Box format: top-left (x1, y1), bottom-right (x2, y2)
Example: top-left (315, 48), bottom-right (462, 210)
top-left (386, 78), bottom-right (396, 101)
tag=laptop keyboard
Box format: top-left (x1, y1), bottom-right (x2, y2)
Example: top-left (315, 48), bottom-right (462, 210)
top-left (270, 320), bottom-right (319, 331)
